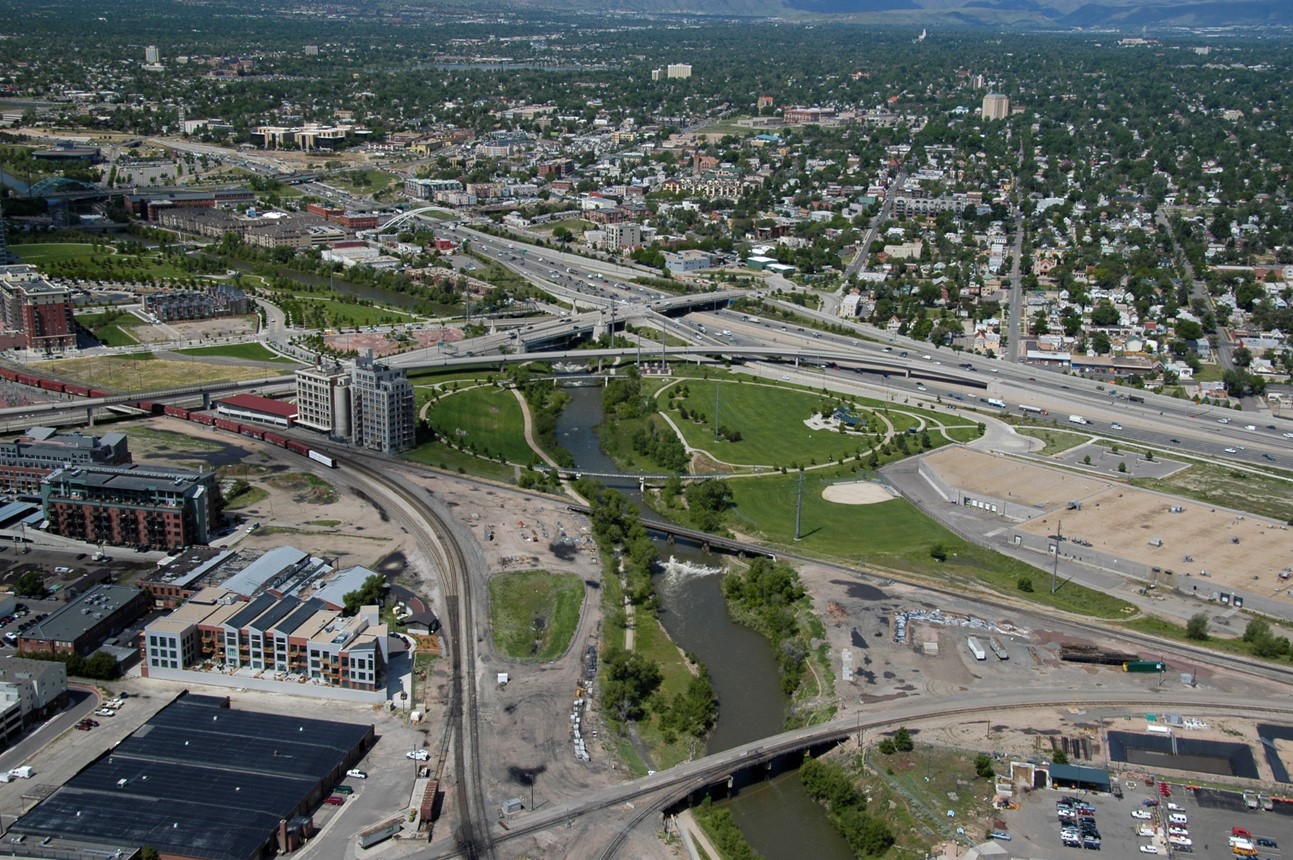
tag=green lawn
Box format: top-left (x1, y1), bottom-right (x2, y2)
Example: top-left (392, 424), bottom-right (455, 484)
top-left (289, 295), bottom-right (421, 327)
top-left (425, 386), bottom-right (538, 464)
top-left (402, 439), bottom-right (520, 483)
top-left (1014, 426), bottom-right (1091, 455)
top-left (174, 343), bottom-right (300, 364)
top-left (76, 310), bottom-right (144, 347)
top-left (15, 242), bottom-right (211, 282)
top-left (628, 612), bottom-right (700, 771)
top-left (728, 483), bottom-right (1133, 618)
top-left (331, 168), bottom-right (398, 195)
top-left (488, 570), bottom-right (584, 661)
top-left (662, 381), bottom-right (879, 469)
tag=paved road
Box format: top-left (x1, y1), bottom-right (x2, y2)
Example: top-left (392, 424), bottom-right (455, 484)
top-left (0, 686), bottom-right (99, 775)
top-left (1006, 210), bottom-right (1025, 361)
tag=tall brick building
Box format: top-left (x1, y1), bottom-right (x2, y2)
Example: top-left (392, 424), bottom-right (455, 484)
top-left (0, 265), bottom-right (75, 354)
top-left (40, 464), bottom-right (222, 550)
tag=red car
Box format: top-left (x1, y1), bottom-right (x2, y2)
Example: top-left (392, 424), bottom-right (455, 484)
top-left (322, 795), bottom-right (345, 806)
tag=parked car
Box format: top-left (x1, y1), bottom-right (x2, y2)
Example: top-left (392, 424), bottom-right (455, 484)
top-left (333, 785), bottom-right (354, 795)
top-left (407, 749), bottom-right (430, 761)
top-left (95, 708), bottom-right (115, 717)
top-left (322, 795), bottom-right (345, 806)
top-left (1139, 846), bottom-right (1160, 854)
top-left (1131, 810), bottom-right (1152, 819)
top-left (346, 769), bottom-right (367, 779)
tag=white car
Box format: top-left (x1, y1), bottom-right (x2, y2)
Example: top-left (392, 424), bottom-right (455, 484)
top-left (1225, 447), bottom-right (1238, 453)
top-left (1131, 810), bottom-right (1152, 819)
top-left (1245, 424), bottom-right (1257, 431)
top-left (1111, 422), bottom-right (1122, 430)
top-left (95, 708), bottom-right (116, 717)
top-left (1138, 826), bottom-right (1158, 837)
top-left (1140, 846), bottom-right (1160, 854)
top-left (346, 769), bottom-right (367, 779)
top-left (407, 750), bottom-right (430, 761)
top-left (1218, 417), bottom-right (1231, 424)
top-left (1166, 802), bottom-right (1182, 811)
top-left (1169, 837), bottom-right (1193, 847)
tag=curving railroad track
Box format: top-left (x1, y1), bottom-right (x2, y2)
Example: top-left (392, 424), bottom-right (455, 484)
top-left (333, 449), bottom-right (496, 860)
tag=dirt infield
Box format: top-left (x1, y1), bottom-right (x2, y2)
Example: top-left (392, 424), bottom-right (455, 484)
top-left (923, 447), bottom-right (1113, 510)
top-left (821, 481), bottom-right (895, 505)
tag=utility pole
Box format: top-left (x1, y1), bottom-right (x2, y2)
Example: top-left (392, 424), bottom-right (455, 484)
top-left (1051, 519), bottom-right (1063, 594)
top-left (714, 382), bottom-right (721, 442)
top-left (794, 468), bottom-right (805, 541)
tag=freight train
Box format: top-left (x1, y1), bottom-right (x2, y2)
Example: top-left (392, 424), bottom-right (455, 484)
top-left (0, 366), bottom-right (335, 468)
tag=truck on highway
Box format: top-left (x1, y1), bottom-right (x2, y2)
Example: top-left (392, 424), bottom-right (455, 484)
top-left (986, 398), bottom-right (1006, 409)
top-left (1068, 415), bottom-right (1089, 425)
top-left (1019, 404), bottom-right (1045, 414)
top-left (967, 637), bottom-right (987, 661)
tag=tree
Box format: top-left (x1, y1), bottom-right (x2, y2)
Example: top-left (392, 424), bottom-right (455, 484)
top-left (893, 726), bottom-right (914, 752)
top-left (1052, 748), bottom-right (1069, 765)
top-left (601, 648), bottom-right (662, 722)
top-left (342, 573), bottom-right (386, 615)
top-left (1186, 612), bottom-right (1210, 641)
top-left (974, 753), bottom-right (995, 779)
top-left (1090, 300), bottom-right (1120, 326)
top-left (140, 849), bottom-right (161, 860)
top-left (14, 571), bottom-right (44, 598)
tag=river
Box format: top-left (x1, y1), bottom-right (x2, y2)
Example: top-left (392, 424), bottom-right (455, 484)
top-left (556, 383), bottom-right (852, 859)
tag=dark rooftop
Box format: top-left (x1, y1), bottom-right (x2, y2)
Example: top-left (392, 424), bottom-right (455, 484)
top-left (11, 692), bottom-right (373, 860)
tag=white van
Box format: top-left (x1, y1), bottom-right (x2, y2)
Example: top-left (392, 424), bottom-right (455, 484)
top-left (1168, 813), bottom-right (1188, 825)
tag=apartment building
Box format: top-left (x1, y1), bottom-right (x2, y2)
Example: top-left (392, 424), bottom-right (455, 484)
top-left (350, 351), bottom-right (415, 454)
top-left (0, 266), bottom-right (75, 354)
top-left (294, 362), bottom-right (352, 438)
top-left (0, 427), bottom-right (130, 495)
top-left (40, 463), bottom-right (222, 550)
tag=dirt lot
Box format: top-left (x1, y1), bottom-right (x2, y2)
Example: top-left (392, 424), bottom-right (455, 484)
top-left (128, 315), bottom-right (260, 344)
top-left (322, 325), bottom-right (463, 359)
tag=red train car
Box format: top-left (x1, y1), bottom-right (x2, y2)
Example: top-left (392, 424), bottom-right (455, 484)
top-left (262, 431), bottom-right (288, 448)
top-left (0, 368), bottom-right (18, 382)
top-left (191, 412), bottom-right (216, 426)
top-left (214, 418), bottom-right (241, 433)
top-left (164, 405), bottom-right (191, 420)
top-left (64, 384), bottom-right (92, 398)
top-left (240, 427), bottom-right (265, 441)
top-left (87, 388), bottom-right (111, 399)
top-left (37, 379), bottom-right (64, 393)
top-left (15, 373), bottom-right (41, 387)
top-left (284, 439), bottom-right (310, 456)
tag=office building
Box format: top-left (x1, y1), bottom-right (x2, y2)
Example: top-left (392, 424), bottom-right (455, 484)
top-left (0, 427), bottom-right (130, 494)
top-left (350, 351), bottom-right (415, 454)
top-left (41, 463), bottom-right (222, 550)
top-left (0, 265), bottom-right (76, 354)
top-left (17, 584), bottom-right (149, 657)
top-left (667, 63), bottom-right (692, 79)
top-left (295, 362), bottom-right (352, 438)
top-left (144, 45), bottom-right (159, 64)
top-left (982, 93), bottom-right (1010, 120)
top-left (602, 221), bottom-right (642, 251)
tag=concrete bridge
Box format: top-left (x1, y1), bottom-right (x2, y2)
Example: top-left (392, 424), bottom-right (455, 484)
top-left (450, 688), bottom-right (1287, 859)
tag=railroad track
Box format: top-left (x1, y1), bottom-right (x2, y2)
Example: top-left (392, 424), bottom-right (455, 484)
top-left (335, 451), bottom-right (495, 860)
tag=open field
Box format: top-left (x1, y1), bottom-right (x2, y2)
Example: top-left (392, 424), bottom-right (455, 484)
top-left (43, 355), bottom-right (286, 391)
top-left (661, 381), bottom-right (877, 468)
top-left (402, 440), bottom-right (519, 483)
top-left (13, 242), bottom-right (206, 281)
top-left (488, 569), bottom-right (584, 662)
top-left (425, 386), bottom-right (536, 465)
top-left (290, 295), bottom-right (422, 328)
top-left (729, 482), bottom-right (1133, 618)
top-left (1013, 425), bottom-right (1091, 454)
top-left (173, 343), bottom-right (299, 363)
top-left (75, 310), bottom-right (142, 347)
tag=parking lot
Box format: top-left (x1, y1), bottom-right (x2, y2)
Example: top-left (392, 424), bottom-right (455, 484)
top-left (1004, 781), bottom-right (1293, 860)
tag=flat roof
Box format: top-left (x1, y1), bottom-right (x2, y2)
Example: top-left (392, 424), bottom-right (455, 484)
top-left (219, 393), bottom-right (298, 419)
top-left (11, 692), bottom-right (372, 860)
top-left (25, 584), bottom-right (144, 644)
top-left (309, 565), bottom-right (375, 611)
top-left (221, 546), bottom-right (309, 597)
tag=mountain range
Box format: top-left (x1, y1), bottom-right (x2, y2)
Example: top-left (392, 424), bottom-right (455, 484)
top-left (526, 0), bottom-right (1293, 28)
